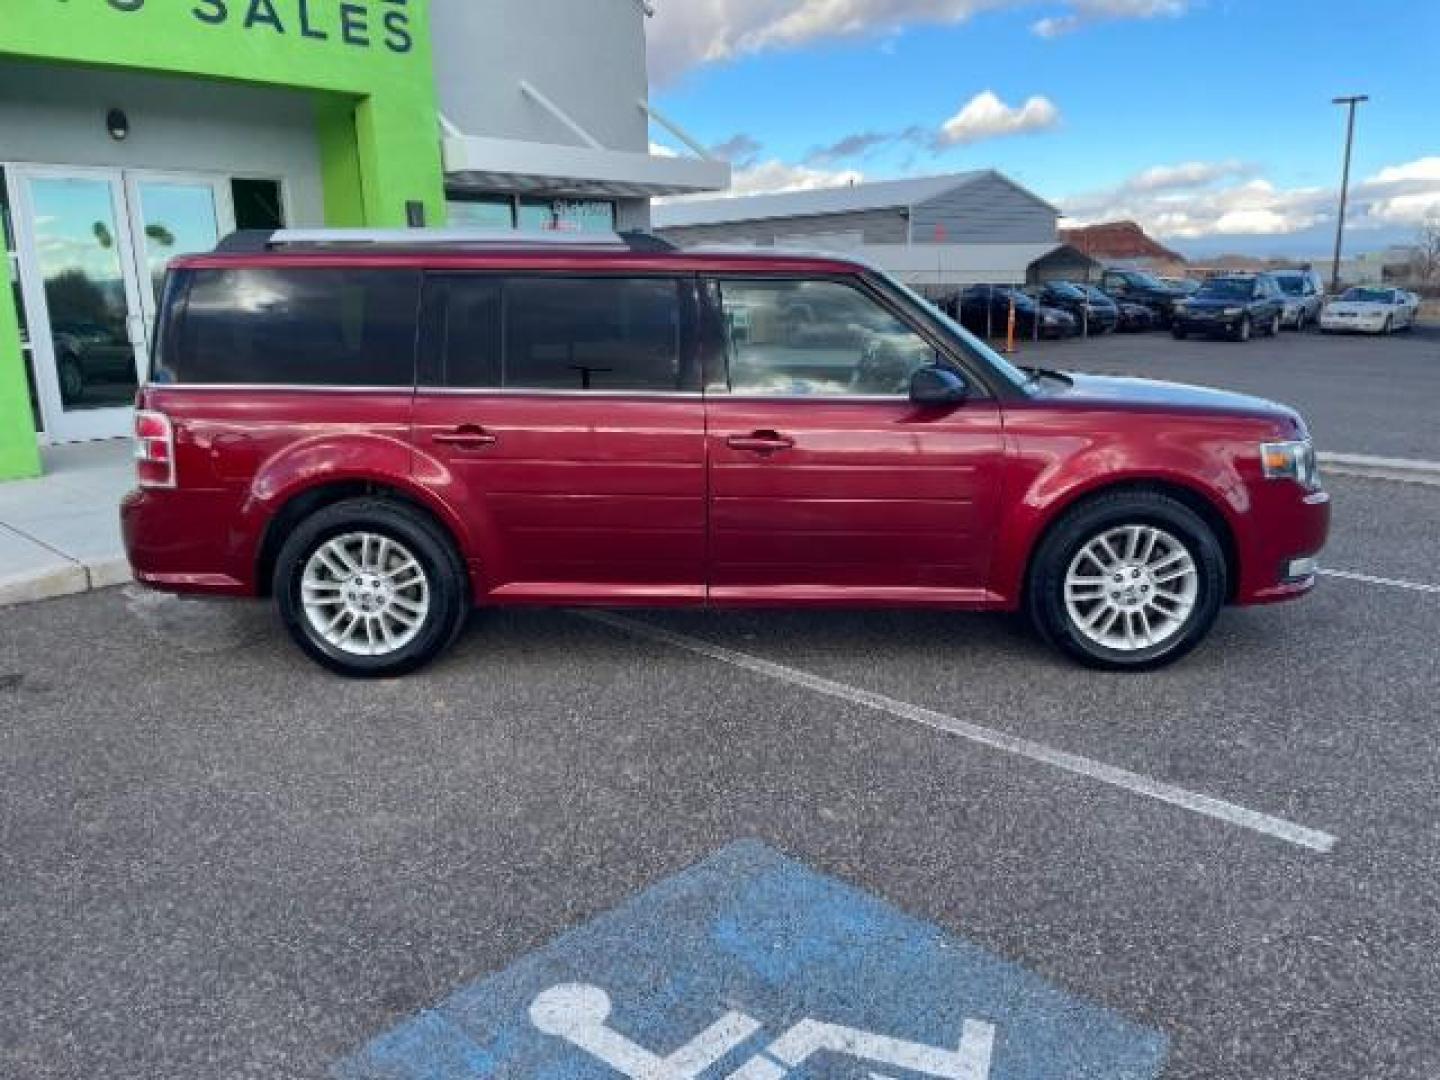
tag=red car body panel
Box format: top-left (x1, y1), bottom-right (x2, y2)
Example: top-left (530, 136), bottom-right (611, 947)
top-left (121, 246), bottom-right (1331, 614)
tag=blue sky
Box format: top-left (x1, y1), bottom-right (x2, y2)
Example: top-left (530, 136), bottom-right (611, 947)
top-left (648, 1), bottom-right (1440, 257)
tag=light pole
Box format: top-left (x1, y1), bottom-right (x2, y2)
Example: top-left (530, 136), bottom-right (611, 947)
top-left (1329, 94), bottom-right (1368, 294)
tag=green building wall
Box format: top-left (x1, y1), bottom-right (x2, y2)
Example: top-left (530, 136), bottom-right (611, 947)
top-left (0, 0), bottom-right (447, 479)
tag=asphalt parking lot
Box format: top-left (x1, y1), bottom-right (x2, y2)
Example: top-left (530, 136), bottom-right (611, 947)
top-left (1010, 322), bottom-right (1440, 461)
top-left (3, 465), bottom-right (1440, 1079)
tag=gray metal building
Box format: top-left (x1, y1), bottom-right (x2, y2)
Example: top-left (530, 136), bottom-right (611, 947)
top-left (654, 171), bottom-right (1097, 289)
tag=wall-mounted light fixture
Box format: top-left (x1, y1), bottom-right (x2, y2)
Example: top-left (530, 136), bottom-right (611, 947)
top-left (106, 108), bottom-right (130, 141)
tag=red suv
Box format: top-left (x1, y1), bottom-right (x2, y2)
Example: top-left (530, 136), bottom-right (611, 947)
top-left (122, 230), bottom-right (1330, 676)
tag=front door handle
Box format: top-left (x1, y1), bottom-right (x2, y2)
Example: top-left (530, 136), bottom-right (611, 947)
top-left (432, 424), bottom-right (499, 449)
top-left (726, 430), bottom-right (795, 454)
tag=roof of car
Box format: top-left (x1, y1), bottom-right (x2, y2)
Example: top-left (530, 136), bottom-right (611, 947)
top-left (175, 229), bottom-right (874, 275)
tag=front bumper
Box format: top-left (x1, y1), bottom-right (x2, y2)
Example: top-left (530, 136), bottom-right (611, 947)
top-left (1234, 486), bottom-right (1331, 606)
top-left (1175, 313), bottom-right (1245, 335)
top-left (1320, 315), bottom-right (1387, 333)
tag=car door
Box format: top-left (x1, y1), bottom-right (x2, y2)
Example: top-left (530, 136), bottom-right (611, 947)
top-left (701, 274), bottom-right (1006, 604)
top-left (412, 272), bottom-right (707, 604)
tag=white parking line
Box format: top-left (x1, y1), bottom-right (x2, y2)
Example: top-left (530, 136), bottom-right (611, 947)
top-left (583, 612), bottom-right (1338, 855)
top-left (1320, 568), bottom-right (1440, 595)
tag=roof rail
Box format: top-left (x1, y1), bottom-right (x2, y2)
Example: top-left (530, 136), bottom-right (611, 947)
top-left (212, 228), bottom-right (679, 254)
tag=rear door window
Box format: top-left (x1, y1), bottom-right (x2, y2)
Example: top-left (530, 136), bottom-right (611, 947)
top-left (426, 275), bottom-right (692, 392)
top-left (160, 267), bottom-right (419, 386)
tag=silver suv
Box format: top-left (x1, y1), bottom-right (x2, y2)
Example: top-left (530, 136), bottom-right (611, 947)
top-left (1271, 269), bottom-right (1326, 330)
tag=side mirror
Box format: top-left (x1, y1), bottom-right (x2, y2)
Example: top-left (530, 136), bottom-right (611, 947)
top-left (910, 364), bottom-right (968, 406)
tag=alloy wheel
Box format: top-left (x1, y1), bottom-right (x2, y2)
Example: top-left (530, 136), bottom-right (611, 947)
top-left (300, 531), bottom-right (431, 657)
top-left (1063, 525), bottom-right (1199, 652)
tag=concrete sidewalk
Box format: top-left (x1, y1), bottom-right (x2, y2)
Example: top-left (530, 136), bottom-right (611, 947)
top-left (0, 439), bottom-right (133, 606)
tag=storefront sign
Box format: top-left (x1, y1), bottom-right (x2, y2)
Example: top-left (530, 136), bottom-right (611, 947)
top-left (88, 0), bottom-right (413, 53)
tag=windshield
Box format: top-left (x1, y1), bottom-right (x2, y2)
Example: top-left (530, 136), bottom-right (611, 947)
top-left (1274, 276), bottom-right (1305, 296)
top-left (1341, 288), bottom-right (1393, 303)
top-left (1195, 278), bottom-right (1255, 301)
top-left (877, 271), bottom-right (1035, 394)
top-left (1124, 271), bottom-right (1165, 289)
top-left (1047, 282), bottom-right (1085, 300)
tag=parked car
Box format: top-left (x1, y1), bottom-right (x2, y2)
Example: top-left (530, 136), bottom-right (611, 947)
top-left (1172, 274), bottom-right (1286, 341)
top-left (1319, 287), bottom-right (1418, 334)
top-left (1076, 284), bottom-right (1154, 332)
top-left (123, 229), bottom-right (1328, 676)
top-left (950, 285), bottom-right (1077, 339)
top-left (1158, 276), bottom-right (1201, 296)
top-left (1097, 268), bottom-right (1188, 326)
top-left (1270, 269), bottom-right (1326, 330)
top-left (1026, 280), bottom-right (1117, 334)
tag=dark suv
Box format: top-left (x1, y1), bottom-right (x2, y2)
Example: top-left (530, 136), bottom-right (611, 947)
top-left (1098, 269), bottom-right (1187, 327)
top-left (123, 229), bottom-right (1328, 676)
top-left (1172, 274), bottom-right (1286, 341)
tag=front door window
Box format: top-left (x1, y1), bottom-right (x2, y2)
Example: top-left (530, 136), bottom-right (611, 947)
top-left (715, 278), bottom-right (937, 397)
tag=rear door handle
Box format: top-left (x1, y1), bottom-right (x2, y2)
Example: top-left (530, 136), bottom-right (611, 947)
top-left (726, 430), bottom-right (795, 454)
top-left (432, 425), bottom-right (499, 449)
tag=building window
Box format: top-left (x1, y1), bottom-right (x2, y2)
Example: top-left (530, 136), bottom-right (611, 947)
top-left (518, 197), bottom-right (616, 234)
top-left (230, 178), bottom-right (286, 231)
top-left (447, 195), bottom-right (516, 230)
top-left (446, 194), bottom-right (617, 234)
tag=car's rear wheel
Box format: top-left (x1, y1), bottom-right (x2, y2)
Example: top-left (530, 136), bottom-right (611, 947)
top-left (1027, 491), bottom-right (1227, 671)
top-left (1382, 315), bottom-right (1393, 335)
top-left (1171, 327), bottom-right (1186, 340)
top-left (275, 498), bottom-right (469, 677)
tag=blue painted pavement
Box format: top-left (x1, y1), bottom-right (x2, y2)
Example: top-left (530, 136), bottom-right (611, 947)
top-left (334, 841), bottom-right (1167, 1079)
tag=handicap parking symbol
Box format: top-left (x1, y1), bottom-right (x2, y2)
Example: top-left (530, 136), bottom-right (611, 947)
top-left (334, 842), bottom-right (1167, 1079)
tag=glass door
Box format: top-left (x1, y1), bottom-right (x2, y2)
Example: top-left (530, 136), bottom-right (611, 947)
top-left (124, 173), bottom-right (233, 334)
top-left (5, 166), bottom-right (233, 443)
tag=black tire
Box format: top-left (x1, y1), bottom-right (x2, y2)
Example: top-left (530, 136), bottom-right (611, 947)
top-left (1026, 490), bottom-right (1227, 671)
top-left (1171, 328), bottom-right (1186, 340)
top-left (1382, 315), bottom-right (1393, 336)
top-left (1232, 315), bottom-right (1252, 343)
top-left (274, 498), bottom-right (469, 678)
top-left (1267, 313), bottom-right (1281, 337)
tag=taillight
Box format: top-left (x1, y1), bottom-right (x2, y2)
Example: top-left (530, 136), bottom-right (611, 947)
top-left (134, 410), bottom-right (176, 489)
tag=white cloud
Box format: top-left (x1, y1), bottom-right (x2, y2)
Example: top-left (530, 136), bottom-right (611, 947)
top-left (647, 0), bottom-right (1192, 81)
top-left (728, 159), bottom-right (867, 196)
top-left (1358, 157), bottom-right (1440, 225)
top-left (1034, 0), bottom-right (1188, 37)
top-left (1126, 159), bottom-right (1252, 193)
top-left (937, 90), bottom-right (1060, 146)
top-left (649, 141), bottom-right (679, 158)
top-left (1058, 155), bottom-right (1440, 241)
top-left (1059, 167), bottom-right (1330, 239)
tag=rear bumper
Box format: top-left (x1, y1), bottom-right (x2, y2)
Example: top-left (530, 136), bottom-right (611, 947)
top-left (120, 487), bottom-right (256, 597)
top-left (1233, 487), bottom-right (1331, 606)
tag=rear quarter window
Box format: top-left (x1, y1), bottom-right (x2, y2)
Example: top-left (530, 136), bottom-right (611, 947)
top-left (156, 267), bottom-right (420, 386)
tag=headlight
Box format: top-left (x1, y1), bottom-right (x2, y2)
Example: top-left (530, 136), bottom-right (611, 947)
top-left (1043, 314), bottom-right (1058, 325)
top-left (1261, 440), bottom-right (1321, 490)
top-left (1223, 307), bottom-right (1244, 316)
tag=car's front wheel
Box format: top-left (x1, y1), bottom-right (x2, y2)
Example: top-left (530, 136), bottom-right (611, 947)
top-left (1027, 491), bottom-right (1227, 670)
top-left (275, 498), bottom-right (469, 677)
top-left (1233, 315), bottom-right (1252, 342)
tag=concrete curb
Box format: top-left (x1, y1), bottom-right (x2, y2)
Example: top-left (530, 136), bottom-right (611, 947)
top-left (0, 557), bottom-right (132, 608)
top-left (1319, 452), bottom-right (1440, 488)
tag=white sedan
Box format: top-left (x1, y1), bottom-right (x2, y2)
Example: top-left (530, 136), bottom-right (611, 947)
top-left (1319, 287), bottom-right (1418, 334)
